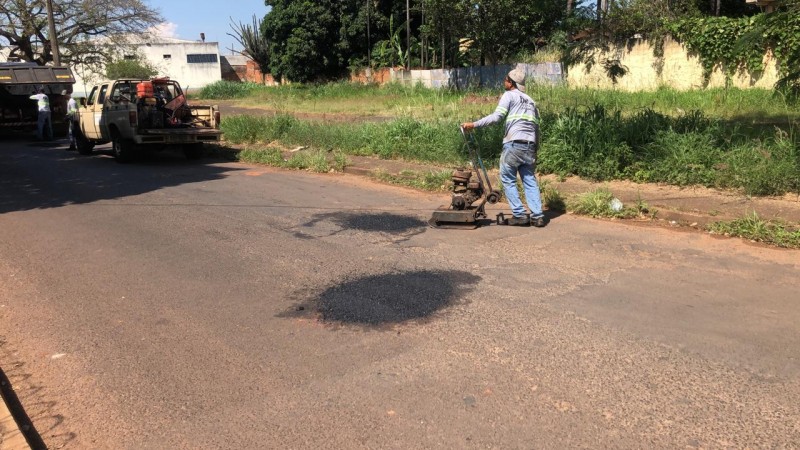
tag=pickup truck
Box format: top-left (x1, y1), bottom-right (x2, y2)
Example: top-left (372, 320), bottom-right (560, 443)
top-left (76, 78), bottom-right (222, 162)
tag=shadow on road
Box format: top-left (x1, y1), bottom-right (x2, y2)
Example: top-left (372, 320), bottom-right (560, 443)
top-left (0, 353), bottom-right (75, 449)
top-left (282, 270), bottom-right (481, 326)
top-left (0, 139), bottom-right (244, 215)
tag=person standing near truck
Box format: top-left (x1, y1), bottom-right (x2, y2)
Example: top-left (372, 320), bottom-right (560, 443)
top-left (63, 90), bottom-right (78, 150)
top-left (29, 87), bottom-right (53, 141)
top-left (461, 69), bottom-right (547, 227)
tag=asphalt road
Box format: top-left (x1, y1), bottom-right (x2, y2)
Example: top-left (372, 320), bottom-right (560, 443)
top-left (1, 140), bottom-right (799, 449)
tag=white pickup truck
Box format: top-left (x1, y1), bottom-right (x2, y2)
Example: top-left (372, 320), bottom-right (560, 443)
top-left (76, 77), bottom-right (222, 162)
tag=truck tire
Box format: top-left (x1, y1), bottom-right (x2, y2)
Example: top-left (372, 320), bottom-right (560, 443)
top-left (184, 143), bottom-right (204, 160)
top-left (111, 130), bottom-right (135, 164)
top-left (75, 129), bottom-right (95, 155)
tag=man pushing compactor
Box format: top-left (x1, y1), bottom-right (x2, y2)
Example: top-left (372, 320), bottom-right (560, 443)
top-left (462, 68), bottom-right (547, 228)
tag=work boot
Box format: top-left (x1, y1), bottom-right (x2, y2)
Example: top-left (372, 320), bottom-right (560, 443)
top-left (531, 215), bottom-right (548, 228)
top-left (508, 215), bottom-right (530, 226)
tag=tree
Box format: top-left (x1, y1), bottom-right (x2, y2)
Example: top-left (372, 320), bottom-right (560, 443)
top-left (229, 15), bottom-right (271, 79)
top-left (105, 56), bottom-right (158, 79)
top-left (461, 0), bottom-right (568, 65)
top-left (0, 0), bottom-right (161, 65)
top-left (262, 0), bottom-right (367, 82)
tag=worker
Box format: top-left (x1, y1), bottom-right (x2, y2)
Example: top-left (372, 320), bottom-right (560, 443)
top-left (29, 87), bottom-right (53, 141)
top-left (462, 69), bottom-right (546, 227)
top-left (63, 90), bottom-right (79, 151)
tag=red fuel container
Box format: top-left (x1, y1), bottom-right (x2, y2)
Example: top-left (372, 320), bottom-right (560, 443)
top-left (137, 81), bottom-right (154, 98)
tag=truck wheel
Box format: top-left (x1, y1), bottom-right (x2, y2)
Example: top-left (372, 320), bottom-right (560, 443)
top-left (184, 143), bottom-right (204, 160)
top-left (111, 131), bottom-right (135, 164)
top-left (76, 129), bottom-right (95, 155)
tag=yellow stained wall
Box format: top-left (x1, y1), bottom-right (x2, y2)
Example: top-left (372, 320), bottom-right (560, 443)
top-left (567, 37), bottom-right (779, 91)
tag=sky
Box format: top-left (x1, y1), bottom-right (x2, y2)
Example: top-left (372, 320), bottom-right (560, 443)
top-left (146, 0), bottom-right (271, 56)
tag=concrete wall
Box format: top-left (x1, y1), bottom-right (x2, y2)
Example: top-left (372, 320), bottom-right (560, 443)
top-left (221, 55), bottom-right (248, 82)
top-left (567, 37), bottom-right (780, 91)
top-left (385, 63), bottom-right (565, 90)
top-left (350, 68), bottom-right (392, 84)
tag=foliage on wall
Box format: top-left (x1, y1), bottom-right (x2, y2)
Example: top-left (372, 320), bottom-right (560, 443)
top-left (669, 2), bottom-right (800, 94)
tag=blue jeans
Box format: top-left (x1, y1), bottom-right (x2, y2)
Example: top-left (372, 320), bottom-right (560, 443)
top-left (499, 141), bottom-right (543, 218)
top-left (68, 117), bottom-right (78, 147)
top-left (37, 111), bottom-right (52, 141)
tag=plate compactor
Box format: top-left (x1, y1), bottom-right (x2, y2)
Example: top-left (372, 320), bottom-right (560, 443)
top-left (428, 127), bottom-right (505, 229)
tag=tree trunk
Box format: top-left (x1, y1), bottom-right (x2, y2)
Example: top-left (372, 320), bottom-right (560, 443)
top-left (567, 0), bottom-right (574, 15)
top-left (406, 0), bottom-right (411, 70)
top-left (597, 0), bottom-right (608, 22)
top-left (709, 0), bottom-right (721, 16)
top-left (441, 34), bottom-right (445, 70)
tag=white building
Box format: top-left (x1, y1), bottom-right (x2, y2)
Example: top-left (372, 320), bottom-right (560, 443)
top-left (71, 36), bottom-right (222, 95)
top-left (133, 37), bottom-right (222, 90)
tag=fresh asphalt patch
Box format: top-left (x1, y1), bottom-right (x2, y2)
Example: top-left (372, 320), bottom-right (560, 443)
top-left (281, 270), bottom-right (480, 326)
top-left (293, 211), bottom-right (428, 241)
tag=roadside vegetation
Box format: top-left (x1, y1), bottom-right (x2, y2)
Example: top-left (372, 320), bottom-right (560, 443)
top-left (567, 188), bottom-right (652, 219)
top-left (708, 212), bottom-right (800, 249)
top-left (236, 146), bottom-right (349, 173)
top-left (208, 82), bottom-right (800, 197)
top-left (199, 80), bottom-right (798, 122)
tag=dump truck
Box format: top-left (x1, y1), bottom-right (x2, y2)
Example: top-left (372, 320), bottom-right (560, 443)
top-left (0, 62), bottom-right (76, 136)
top-left (76, 77), bottom-right (222, 162)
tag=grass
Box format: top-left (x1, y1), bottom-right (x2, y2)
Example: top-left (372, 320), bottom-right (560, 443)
top-left (209, 81), bottom-right (800, 197)
top-left (221, 114), bottom-right (472, 164)
top-left (200, 80), bottom-right (800, 122)
top-left (708, 212), bottom-right (800, 248)
top-left (372, 169), bottom-right (453, 191)
top-left (237, 146), bottom-right (349, 173)
top-left (540, 179), bottom-right (567, 212)
top-left (539, 106), bottom-right (800, 196)
top-left (221, 107), bottom-right (800, 196)
top-left (199, 81), bottom-right (266, 99)
top-left (568, 188), bottom-right (651, 219)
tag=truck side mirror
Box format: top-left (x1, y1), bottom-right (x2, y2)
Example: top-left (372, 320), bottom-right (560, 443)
top-left (80, 97), bottom-right (87, 107)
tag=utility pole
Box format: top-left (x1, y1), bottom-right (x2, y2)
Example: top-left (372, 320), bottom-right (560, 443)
top-left (46, 0), bottom-right (61, 66)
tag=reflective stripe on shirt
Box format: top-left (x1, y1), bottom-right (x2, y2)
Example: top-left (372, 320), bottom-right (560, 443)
top-left (472, 89), bottom-right (539, 144)
top-left (29, 93), bottom-right (51, 112)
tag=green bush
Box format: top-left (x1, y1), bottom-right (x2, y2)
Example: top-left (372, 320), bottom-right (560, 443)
top-left (717, 133), bottom-right (800, 195)
top-left (220, 116), bottom-right (271, 144)
top-left (633, 130), bottom-right (722, 186)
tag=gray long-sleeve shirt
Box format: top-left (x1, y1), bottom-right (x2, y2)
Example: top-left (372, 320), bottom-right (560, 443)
top-left (473, 89), bottom-right (540, 144)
